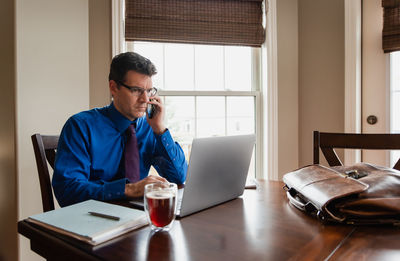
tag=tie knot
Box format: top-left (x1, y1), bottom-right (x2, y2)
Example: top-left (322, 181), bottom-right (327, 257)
top-left (127, 124), bottom-right (136, 134)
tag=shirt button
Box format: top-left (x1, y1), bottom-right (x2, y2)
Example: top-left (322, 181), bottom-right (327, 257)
top-left (173, 158), bottom-right (176, 161)
top-left (117, 192), bottom-right (120, 195)
top-left (166, 143), bottom-right (169, 146)
top-left (108, 193), bottom-right (112, 198)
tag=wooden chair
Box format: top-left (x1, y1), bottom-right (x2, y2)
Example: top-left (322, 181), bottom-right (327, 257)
top-left (31, 134), bottom-right (59, 212)
top-left (313, 131), bottom-right (400, 170)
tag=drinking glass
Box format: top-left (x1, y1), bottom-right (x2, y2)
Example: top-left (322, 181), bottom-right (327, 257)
top-left (144, 182), bottom-right (177, 232)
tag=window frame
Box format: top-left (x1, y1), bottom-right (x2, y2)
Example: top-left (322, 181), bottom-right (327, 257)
top-left (111, 0), bottom-right (279, 180)
top-left (126, 41), bottom-right (262, 180)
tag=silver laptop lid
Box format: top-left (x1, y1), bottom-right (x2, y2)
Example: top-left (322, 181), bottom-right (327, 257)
top-left (178, 134), bottom-right (256, 217)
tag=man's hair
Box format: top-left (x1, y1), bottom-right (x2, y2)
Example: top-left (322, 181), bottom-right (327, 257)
top-left (108, 52), bottom-right (157, 83)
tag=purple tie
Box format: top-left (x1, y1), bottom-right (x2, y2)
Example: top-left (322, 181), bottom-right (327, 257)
top-left (124, 124), bottom-right (140, 182)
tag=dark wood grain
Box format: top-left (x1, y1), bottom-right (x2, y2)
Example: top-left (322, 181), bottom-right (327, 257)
top-left (18, 181), bottom-right (358, 261)
top-left (18, 221), bottom-right (98, 261)
top-left (313, 131), bottom-right (400, 170)
top-left (31, 134), bottom-right (59, 212)
top-left (328, 227), bottom-right (400, 261)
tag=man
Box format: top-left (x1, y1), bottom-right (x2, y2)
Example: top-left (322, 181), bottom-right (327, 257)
top-left (52, 52), bottom-right (187, 207)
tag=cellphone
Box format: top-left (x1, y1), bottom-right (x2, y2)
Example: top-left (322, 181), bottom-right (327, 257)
top-left (147, 103), bottom-right (156, 119)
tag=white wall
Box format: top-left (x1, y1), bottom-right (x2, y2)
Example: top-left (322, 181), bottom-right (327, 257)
top-left (16, 0), bottom-right (89, 260)
top-left (275, 0), bottom-right (345, 177)
top-left (362, 0), bottom-right (388, 165)
top-left (276, 0), bottom-right (299, 178)
top-left (89, 0), bottom-right (112, 108)
top-left (298, 0), bottom-right (345, 167)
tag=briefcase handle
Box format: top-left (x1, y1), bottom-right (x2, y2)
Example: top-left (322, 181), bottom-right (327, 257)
top-left (284, 185), bottom-right (325, 220)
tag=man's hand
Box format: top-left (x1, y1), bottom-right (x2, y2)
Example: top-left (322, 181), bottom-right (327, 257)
top-left (125, 175), bottom-right (168, 198)
top-left (146, 96), bottom-right (167, 135)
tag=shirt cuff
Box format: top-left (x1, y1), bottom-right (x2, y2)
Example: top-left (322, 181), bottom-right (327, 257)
top-left (157, 129), bottom-right (174, 149)
top-left (103, 178), bottom-right (128, 201)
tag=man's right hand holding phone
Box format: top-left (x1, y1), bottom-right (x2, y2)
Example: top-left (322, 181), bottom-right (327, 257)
top-left (146, 97), bottom-right (167, 135)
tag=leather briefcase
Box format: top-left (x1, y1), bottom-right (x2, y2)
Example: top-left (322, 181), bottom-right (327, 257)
top-left (283, 163), bottom-right (400, 225)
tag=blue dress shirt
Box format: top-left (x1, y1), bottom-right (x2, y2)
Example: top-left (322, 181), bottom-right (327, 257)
top-left (52, 103), bottom-right (187, 207)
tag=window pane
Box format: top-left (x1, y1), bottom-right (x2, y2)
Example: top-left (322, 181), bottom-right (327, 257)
top-left (129, 41), bottom-right (164, 90)
top-left (390, 51), bottom-right (400, 167)
top-left (225, 46), bottom-right (252, 91)
top-left (391, 51), bottom-right (400, 132)
top-left (392, 92), bottom-right (400, 131)
top-left (227, 97), bottom-right (255, 135)
top-left (164, 44), bottom-right (194, 91)
top-left (392, 51), bottom-right (400, 91)
top-left (391, 151), bottom-right (400, 169)
top-left (196, 97), bottom-right (225, 137)
top-left (129, 42), bottom-right (255, 92)
top-left (164, 96), bottom-right (195, 160)
top-left (194, 45), bottom-right (224, 91)
top-left (127, 41), bottom-right (258, 180)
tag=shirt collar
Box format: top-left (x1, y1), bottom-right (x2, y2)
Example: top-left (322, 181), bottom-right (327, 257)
top-left (103, 102), bottom-right (138, 133)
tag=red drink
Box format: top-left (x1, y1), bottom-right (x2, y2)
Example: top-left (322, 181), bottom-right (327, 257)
top-left (145, 191), bottom-right (176, 228)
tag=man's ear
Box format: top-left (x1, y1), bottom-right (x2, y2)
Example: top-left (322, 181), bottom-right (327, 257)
top-left (109, 80), bottom-right (118, 97)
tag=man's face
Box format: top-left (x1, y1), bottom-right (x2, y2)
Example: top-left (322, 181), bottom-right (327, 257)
top-left (110, 70), bottom-right (152, 121)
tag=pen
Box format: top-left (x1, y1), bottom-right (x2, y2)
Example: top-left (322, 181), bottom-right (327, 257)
top-left (88, 211), bottom-right (120, 221)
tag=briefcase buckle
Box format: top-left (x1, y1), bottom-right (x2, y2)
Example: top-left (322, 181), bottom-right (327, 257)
top-left (344, 169), bottom-right (368, 179)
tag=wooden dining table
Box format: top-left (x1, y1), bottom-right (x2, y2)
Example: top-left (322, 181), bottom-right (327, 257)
top-left (18, 180), bottom-right (400, 261)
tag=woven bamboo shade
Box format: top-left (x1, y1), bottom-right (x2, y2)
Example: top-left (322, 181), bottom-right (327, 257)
top-left (125, 0), bottom-right (265, 47)
top-left (382, 0), bottom-right (400, 53)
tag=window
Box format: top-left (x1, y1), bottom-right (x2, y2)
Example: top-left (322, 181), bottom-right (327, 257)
top-left (124, 41), bottom-right (261, 180)
top-left (390, 51), bottom-right (400, 166)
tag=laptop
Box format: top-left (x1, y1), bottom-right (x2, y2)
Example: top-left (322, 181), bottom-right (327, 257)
top-left (130, 134), bottom-right (256, 218)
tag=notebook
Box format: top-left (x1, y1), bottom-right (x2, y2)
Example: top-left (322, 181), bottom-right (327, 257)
top-left (27, 199), bottom-right (147, 245)
top-left (130, 134), bottom-right (256, 218)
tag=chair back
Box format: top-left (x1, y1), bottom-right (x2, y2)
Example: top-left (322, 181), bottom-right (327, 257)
top-left (313, 131), bottom-right (400, 170)
top-left (31, 134), bottom-right (59, 212)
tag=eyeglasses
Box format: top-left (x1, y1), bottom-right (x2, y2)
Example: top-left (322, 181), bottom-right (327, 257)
top-left (117, 82), bottom-right (158, 97)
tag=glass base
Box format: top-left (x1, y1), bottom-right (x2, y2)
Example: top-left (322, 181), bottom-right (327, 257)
top-left (150, 221), bottom-right (174, 232)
